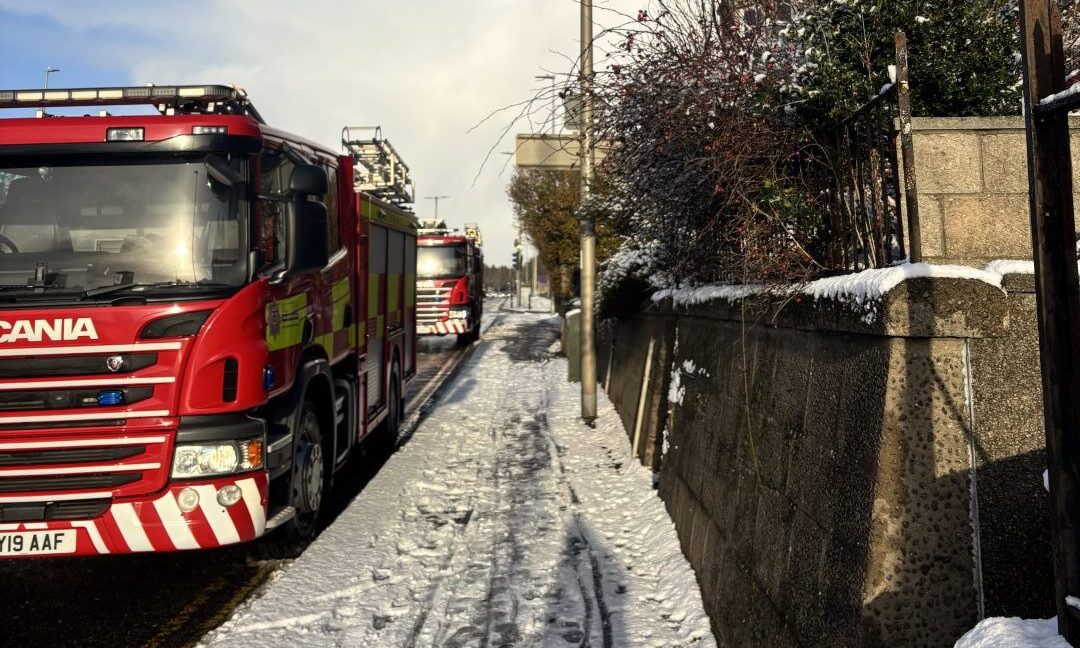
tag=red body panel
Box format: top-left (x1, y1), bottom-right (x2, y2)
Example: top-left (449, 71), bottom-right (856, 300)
top-left (0, 115), bottom-right (261, 145)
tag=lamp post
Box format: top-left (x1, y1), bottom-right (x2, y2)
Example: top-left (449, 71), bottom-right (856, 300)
top-left (43, 67), bottom-right (60, 89)
top-left (579, 0), bottom-right (597, 423)
top-left (535, 74), bottom-right (556, 134)
top-left (40, 67), bottom-right (60, 118)
top-left (424, 195), bottom-right (449, 220)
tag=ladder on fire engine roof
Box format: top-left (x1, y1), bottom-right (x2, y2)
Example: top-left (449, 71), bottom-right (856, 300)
top-left (0, 84), bottom-right (266, 123)
top-left (464, 223), bottom-right (483, 248)
top-left (342, 126), bottom-right (415, 206)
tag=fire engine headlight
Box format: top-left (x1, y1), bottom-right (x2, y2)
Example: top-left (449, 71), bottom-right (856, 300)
top-left (448, 308), bottom-right (469, 319)
top-left (171, 439), bottom-right (263, 479)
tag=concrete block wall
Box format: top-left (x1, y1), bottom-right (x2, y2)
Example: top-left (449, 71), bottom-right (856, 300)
top-left (902, 116), bottom-right (1080, 265)
top-left (599, 277), bottom-right (1052, 647)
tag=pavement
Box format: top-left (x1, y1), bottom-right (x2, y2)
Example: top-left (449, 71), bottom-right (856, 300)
top-left (201, 310), bottom-right (715, 648)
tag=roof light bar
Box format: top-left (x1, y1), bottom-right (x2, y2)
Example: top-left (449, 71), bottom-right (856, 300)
top-left (0, 84), bottom-right (264, 123)
top-left (106, 127), bottom-right (144, 142)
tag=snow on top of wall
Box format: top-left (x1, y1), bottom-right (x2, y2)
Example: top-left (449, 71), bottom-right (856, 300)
top-left (954, 616), bottom-right (1069, 648)
top-left (985, 259), bottom-right (1035, 275)
top-left (652, 283), bottom-right (765, 305)
top-left (652, 263), bottom-right (1006, 323)
top-left (804, 263), bottom-right (1002, 304)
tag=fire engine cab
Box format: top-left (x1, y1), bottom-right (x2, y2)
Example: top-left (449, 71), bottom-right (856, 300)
top-left (0, 85), bottom-right (417, 558)
top-left (416, 220), bottom-right (483, 343)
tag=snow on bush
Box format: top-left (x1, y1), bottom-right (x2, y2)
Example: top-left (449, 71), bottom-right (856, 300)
top-left (598, 240), bottom-right (669, 319)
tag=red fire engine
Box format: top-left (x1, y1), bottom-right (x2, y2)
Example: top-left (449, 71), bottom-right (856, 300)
top-left (416, 220), bottom-right (483, 343)
top-left (0, 85), bottom-right (417, 558)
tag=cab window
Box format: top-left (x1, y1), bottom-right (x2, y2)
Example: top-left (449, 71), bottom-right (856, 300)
top-left (258, 149), bottom-right (294, 265)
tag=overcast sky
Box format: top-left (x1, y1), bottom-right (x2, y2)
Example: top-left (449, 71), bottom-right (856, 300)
top-left (0, 0), bottom-right (640, 264)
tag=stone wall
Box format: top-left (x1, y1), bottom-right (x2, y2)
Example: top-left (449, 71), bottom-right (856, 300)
top-left (902, 116), bottom-right (1080, 265)
top-left (598, 276), bottom-right (1052, 646)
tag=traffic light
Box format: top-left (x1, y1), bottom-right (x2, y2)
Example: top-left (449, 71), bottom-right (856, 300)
top-left (512, 251), bottom-right (521, 267)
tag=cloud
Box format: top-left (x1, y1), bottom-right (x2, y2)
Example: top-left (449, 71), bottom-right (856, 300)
top-left (0, 0), bottom-right (641, 263)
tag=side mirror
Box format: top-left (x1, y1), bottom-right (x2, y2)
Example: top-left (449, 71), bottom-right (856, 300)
top-left (283, 200), bottom-right (329, 276)
top-left (288, 164), bottom-right (328, 197)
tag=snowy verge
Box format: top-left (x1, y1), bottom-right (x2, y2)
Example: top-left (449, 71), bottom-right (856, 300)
top-left (955, 617), bottom-right (1069, 648)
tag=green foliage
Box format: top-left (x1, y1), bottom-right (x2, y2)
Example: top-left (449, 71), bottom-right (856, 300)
top-left (758, 178), bottom-right (828, 245)
top-left (506, 169), bottom-right (622, 303)
top-left (788, 0), bottom-right (1021, 120)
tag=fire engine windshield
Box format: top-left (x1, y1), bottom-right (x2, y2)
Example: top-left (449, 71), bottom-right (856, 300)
top-left (417, 243), bottom-right (467, 279)
top-left (0, 155), bottom-right (247, 296)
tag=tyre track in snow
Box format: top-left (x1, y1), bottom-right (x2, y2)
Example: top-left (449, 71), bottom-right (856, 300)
top-left (407, 315), bottom-right (562, 647)
top-left (400, 352), bottom-right (513, 648)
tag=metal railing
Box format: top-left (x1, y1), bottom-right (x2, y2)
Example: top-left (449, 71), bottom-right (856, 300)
top-left (811, 32), bottom-right (921, 270)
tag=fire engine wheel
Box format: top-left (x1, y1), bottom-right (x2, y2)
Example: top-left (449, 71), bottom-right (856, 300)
top-left (371, 361), bottom-right (402, 454)
top-left (256, 400), bottom-right (328, 559)
top-left (456, 321), bottom-right (479, 345)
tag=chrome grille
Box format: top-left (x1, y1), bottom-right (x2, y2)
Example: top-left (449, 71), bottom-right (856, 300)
top-left (417, 286), bottom-right (451, 325)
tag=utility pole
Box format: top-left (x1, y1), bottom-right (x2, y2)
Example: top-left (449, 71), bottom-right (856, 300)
top-left (532, 251), bottom-right (539, 310)
top-left (424, 195), bottom-right (449, 220)
top-left (1019, 0), bottom-right (1080, 641)
top-left (579, 0), bottom-right (597, 423)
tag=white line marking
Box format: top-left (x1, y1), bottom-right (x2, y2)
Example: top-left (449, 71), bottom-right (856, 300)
top-left (110, 503), bottom-right (153, 552)
top-left (153, 493), bottom-right (199, 550)
top-left (0, 342), bottom-right (181, 358)
top-left (237, 478), bottom-right (266, 535)
top-left (72, 520), bottom-right (110, 554)
top-left (192, 485), bottom-right (240, 545)
top-left (21, 522), bottom-right (47, 530)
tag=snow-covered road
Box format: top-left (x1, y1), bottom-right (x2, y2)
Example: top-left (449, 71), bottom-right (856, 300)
top-left (201, 311), bottom-right (716, 647)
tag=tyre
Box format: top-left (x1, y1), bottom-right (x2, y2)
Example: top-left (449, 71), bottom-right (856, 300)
top-left (370, 360), bottom-right (402, 454)
top-left (457, 315), bottom-right (480, 345)
top-left (255, 399), bottom-right (329, 559)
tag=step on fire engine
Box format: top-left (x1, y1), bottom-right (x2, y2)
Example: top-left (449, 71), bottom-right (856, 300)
top-left (0, 84), bottom-right (417, 558)
top-left (415, 219), bottom-right (483, 343)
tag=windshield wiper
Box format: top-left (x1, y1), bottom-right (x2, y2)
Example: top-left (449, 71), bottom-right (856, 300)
top-left (81, 281), bottom-right (233, 300)
top-left (0, 285), bottom-right (73, 303)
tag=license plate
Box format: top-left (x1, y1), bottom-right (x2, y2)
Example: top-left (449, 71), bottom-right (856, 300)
top-left (0, 530), bottom-right (77, 556)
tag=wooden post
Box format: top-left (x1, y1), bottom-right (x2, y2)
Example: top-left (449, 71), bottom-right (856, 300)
top-left (895, 31), bottom-right (922, 263)
top-left (1020, 0), bottom-right (1080, 640)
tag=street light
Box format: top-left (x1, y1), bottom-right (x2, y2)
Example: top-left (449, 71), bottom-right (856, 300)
top-left (535, 74), bottom-right (556, 134)
top-left (43, 66), bottom-right (60, 89)
top-left (579, 0), bottom-right (597, 423)
top-left (424, 195), bottom-right (450, 220)
top-left (40, 67), bottom-right (60, 118)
